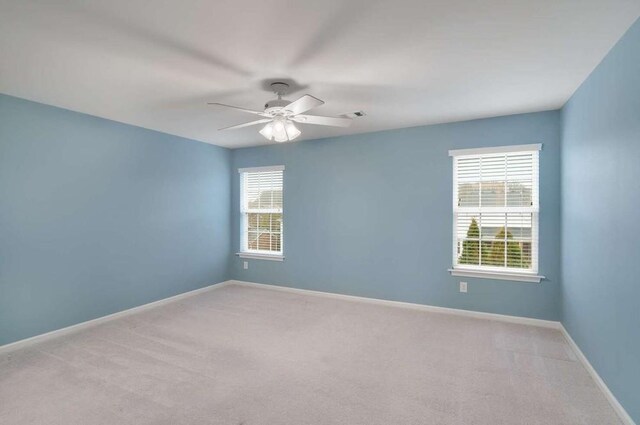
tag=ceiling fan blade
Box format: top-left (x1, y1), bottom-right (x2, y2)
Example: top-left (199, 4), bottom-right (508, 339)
top-left (291, 114), bottom-right (352, 127)
top-left (208, 102), bottom-right (270, 117)
top-left (219, 118), bottom-right (272, 131)
top-left (283, 95), bottom-right (324, 115)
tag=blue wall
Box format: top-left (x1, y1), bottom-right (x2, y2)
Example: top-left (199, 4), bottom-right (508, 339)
top-left (561, 19), bottom-right (640, 422)
top-left (0, 94), bottom-right (231, 346)
top-left (230, 111), bottom-right (562, 320)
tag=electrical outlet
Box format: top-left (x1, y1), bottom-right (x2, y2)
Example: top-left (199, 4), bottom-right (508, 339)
top-left (243, 261), bottom-right (248, 270)
top-left (459, 282), bottom-right (468, 293)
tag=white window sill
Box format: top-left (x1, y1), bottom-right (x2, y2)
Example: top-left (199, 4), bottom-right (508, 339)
top-left (237, 252), bottom-right (284, 261)
top-left (448, 268), bottom-right (544, 283)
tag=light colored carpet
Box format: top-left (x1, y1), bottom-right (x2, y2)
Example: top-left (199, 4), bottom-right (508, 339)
top-left (0, 283), bottom-right (621, 425)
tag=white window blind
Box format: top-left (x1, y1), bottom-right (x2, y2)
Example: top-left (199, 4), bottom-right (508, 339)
top-left (450, 145), bottom-right (540, 276)
top-left (240, 166), bottom-right (284, 256)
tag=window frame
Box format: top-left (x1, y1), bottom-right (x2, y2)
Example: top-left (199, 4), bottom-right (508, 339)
top-left (448, 144), bottom-right (544, 283)
top-left (237, 165), bottom-right (285, 261)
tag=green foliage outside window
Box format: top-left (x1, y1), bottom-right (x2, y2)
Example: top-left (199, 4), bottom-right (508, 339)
top-left (459, 219), bottom-right (526, 268)
top-left (459, 219), bottom-right (480, 264)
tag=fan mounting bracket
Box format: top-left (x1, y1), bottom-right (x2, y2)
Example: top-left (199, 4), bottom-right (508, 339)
top-left (270, 82), bottom-right (290, 97)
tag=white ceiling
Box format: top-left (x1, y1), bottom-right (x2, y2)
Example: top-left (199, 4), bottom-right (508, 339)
top-left (1, 0), bottom-right (639, 148)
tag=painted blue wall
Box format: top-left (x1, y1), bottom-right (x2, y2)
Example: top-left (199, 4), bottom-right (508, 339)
top-left (561, 19), bottom-right (640, 422)
top-left (0, 94), bottom-right (231, 346)
top-left (230, 111), bottom-right (562, 320)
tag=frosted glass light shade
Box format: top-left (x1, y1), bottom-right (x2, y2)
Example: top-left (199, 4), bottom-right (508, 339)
top-left (259, 122), bottom-right (274, 140)
top-left (285, 121), bottom-right (301, 140)
top-left (272, 118), bottom-right (287, 142)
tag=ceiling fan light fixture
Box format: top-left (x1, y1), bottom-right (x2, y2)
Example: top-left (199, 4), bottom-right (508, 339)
top-left (260, 117), bottom-right (300, 142)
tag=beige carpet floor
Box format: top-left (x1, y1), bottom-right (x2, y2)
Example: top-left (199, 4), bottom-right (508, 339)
top-left (0, 283), bottom-right (621, 425)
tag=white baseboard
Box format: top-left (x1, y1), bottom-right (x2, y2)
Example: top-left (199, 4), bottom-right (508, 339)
top-left (229, 280), bottom-right (561, 329)
top-left (560, 325), bottom-right (635, 425)
top-left (0, 280), bottom-right (234, 354)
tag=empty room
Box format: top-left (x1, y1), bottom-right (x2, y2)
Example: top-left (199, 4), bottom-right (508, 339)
top-left (1, 1), bottom-right (639, 424)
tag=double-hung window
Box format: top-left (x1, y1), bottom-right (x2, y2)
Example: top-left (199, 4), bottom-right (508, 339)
top-left (449, 144), bottom-right (543, 282)
top-left (238, 166), bottom-right (284, 260)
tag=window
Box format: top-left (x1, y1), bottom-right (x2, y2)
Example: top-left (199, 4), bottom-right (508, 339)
top-left (239, 166), bottom-right (284, 260)
top-left (449, 144), bottom-right (543, 282)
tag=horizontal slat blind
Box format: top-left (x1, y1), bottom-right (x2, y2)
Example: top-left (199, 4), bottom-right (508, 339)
top-left (241, 169), bottom-right (283, 254)
top-left (452, 148), bottom-right (539, 273)
top-left (455, 151), bottom-right (538, 210)
top-left (242, 170), bottom-right (283, 213)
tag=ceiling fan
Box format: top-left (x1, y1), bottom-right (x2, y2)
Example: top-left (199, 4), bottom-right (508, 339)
top-left (208, 82), bottom-right (352, 142)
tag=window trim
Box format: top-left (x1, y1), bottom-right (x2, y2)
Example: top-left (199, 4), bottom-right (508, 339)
top-left (448, 268), bottom-right (544, 283)
top-left (238, 165), bottom-right (285, 260)
top-left (449, 144), bottom-right (543, 282)
top-left (448, 143), bottom-right (542, 157)
top-left (236, 252), bottom-right (284, 261)
top-left (238, 165), bottom-right (285, 174)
